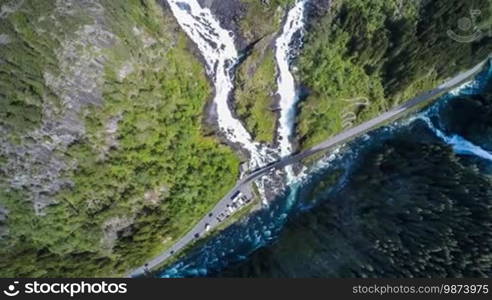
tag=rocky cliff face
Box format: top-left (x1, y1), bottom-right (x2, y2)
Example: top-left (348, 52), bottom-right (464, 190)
top-left (0, 0), bottom-right (239, 277)
top-left (4, 0), bottom-right (487, 278)
top-left (1, 0), bottom-right (301, 278)
top-left (0, 0), bottom-right (140, 276)
top-left (1, 0), bottom-right (115, 216)
top-left (198, 0), bottom-right (247, 45)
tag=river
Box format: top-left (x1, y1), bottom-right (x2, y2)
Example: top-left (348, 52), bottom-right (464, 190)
top-left (157, 61), bottom-right (492, 277)
top-left (160, 0), bottom-right (492, 278)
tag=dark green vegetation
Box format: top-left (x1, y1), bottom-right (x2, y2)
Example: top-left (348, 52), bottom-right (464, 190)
top-left (0, 0), bottom-right (239, 277)
top-left (440, 86), bottom-right (492, 151)
top-left (239, 0), bottom-right (294, 42)
top-left (219, 124), bottom-right (492, 277)
top-left (233, 0), bottom-right (295, 144)
top-left (0, 0), bottom-right (73, 137)
top-left (297, 0), bottom-right (492, 149)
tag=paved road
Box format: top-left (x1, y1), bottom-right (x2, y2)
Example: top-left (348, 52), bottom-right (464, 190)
top-left (127, 58), bottom-right (489, 278)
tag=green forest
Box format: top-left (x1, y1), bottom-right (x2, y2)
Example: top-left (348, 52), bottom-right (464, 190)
top-left (233, 0), bottom-right (294, 144)
top-left (0, 0), bottom-right (239, 277)
top-left (297, 0), bottom-right (492, 149)
top-left (1, 0), bottom-right (491, 278)
top-left (219, 129), bottom-right (492, 277)
top-left (235, 46), bottom-right (278, 143)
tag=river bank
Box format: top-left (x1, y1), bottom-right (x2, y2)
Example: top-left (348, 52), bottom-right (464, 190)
top-left (158, 59), bottom-right (492, 278)
top-left (160, 0), bottom-right (314, 200)
top-left (135, 1), bottom-right (492, 278)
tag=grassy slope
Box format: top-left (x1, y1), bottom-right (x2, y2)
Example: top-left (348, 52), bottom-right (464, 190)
top-left (239, 0), bottom-right (294, 42)
top-left (0, 0), bottom-right (239, 277)
top-left (296, 0), bottom-right (492, 149)
top-left (235, 45), bottom-right (278, 143)
top-left (233, 0), bottom-right (294, 144)
top-left (0, 0), bottom-right (71, 139)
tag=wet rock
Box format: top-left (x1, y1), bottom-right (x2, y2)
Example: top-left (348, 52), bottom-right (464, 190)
top-left (198, 0), bottom-right (248, 49)
top-left (198, 0), bottom-right (246, 30)
top-left (305, 0), bottom-right (331, 20)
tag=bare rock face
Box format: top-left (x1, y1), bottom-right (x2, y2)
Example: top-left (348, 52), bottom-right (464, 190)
top-left (0, 0), bottom-right (116, 215)
top-left (101, 216), bottom-right (135, 252)
top-left (198, 0), bottom-right (246, 31)
top-left (0, 33), bottom-right (10, 44)
top-left (144, 185), bottom-right (169, 206)
top-left (0, 0), bottom-right (25, 19)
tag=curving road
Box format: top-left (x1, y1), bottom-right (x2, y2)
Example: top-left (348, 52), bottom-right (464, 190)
top-left (127, 57), bottom-right (490, 278)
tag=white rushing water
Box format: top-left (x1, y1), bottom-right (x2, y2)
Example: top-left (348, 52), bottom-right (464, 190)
top-left (275, 0), bottom-right (307, 158)
top-left (274, 0), bottom-right (308, 181)
top-left (166, 0), bottom-right (273, 170)
top-left (420, 116), bottom-right (492, 162)
top-left (166, 0), bottom-right (311, 191)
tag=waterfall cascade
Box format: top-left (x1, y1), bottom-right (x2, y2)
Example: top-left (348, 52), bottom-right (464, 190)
top-left (166, 0), bottom-right (275, 170)
top-left (166, 0), bottom-right (311, 195)
top-left (274, 0), bottom-right (308, 182)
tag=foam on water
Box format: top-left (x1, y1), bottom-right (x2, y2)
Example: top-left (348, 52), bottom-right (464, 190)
top-left (166, 0), bottom-right (273, 170)
top-left (161, 0), bottom-right (492, 279)
top-left (419, 116), bottom-right (492, 162)
top-left (274, 1), bottom-right (307, 157)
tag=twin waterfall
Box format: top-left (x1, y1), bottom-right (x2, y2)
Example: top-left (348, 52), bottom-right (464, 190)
top-left (166, 0), bottom-right (308, 184)
top-left (166, 0), bottom-right (272, 170)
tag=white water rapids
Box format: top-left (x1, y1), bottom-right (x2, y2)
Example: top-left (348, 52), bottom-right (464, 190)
top-left (166, 0), bottom-right (309, 180)
top-left (166, 0), bottom-right (274, 170)
top-left (275, 0), bottom-right (307, 158)
top-left (420, 116), bottom-right (492, 162)
top-left (274, 0), bottom-right (308, 181)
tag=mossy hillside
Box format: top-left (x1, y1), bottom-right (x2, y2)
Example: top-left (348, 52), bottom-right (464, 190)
top-left (296, 0), bottom-right (492, 149)
top-left (0, 0), bottom-right (90, 138)
top-left (0, 0), bottom-right (239, 277)
top-left (239, 0), bottom-right (294, 42)
top-left (232, 0), bottom-right (297, 144)
top-left (0, 0), bottom-right (109, 276)
top-left (235, 42), bottom-right (278, 143)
